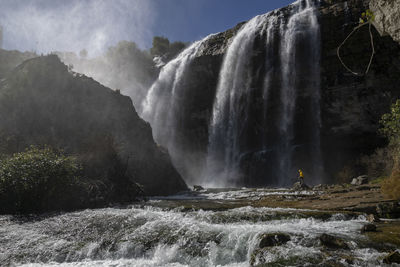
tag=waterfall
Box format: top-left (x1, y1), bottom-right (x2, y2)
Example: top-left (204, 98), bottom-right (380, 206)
top-left (141, 34), bottom-right (215, 184)
top-left (206, 0), bottom-right (323, 187)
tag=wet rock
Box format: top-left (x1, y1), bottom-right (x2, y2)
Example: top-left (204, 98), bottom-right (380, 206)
top-left (259, 233), bottom-right (291, 248)
top-left (292, 182), bottom-right (310, 191)
top-left (350, 175), bottom-right (369, 186)
top-left (367, 214), bottom-right (381, 223)
top-left (193, 185), bottom-right (204, 191)
top-left (383, 251), bottom-right (400, 264)
top-left (376, 202), bottom-right (400, 219)
top-left (319, 234), bottom-right (349, 250)
top-left (361, 223), bottom-right (377, 233)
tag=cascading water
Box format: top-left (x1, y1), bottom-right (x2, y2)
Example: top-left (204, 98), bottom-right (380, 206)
top-left (205, 0), bottom-right (324, 187)
top-left (141, 34), bottom-right (215, 184)
top-left (0, 190), bottom-right (387, 266)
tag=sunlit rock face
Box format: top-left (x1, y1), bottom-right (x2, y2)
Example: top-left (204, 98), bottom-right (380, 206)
top-left (0, 55), bottom-right (187, 196)
top-left (142, 0), bottom-right (400, 187)
top-left (370, 0), bottom-right (400, 44)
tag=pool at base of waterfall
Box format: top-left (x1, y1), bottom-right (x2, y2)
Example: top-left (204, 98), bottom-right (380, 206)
top-left (0, 188), bottom-right (393, 266)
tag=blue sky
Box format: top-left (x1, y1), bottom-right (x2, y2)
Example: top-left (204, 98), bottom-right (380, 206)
top-left (0, 0), bottom-right (293, 56)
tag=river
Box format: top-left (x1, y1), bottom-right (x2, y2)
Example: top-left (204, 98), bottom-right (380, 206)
top-left (0, 188), bottom-right (388, 266)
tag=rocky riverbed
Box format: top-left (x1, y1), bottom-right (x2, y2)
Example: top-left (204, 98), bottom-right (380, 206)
top-left (1, 184), bottom-right (399, 266)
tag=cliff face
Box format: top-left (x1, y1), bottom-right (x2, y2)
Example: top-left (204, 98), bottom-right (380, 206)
top-left (0, 55), bottom-right (187, 196)
top-left (156, 0), bottom-right (400, 183)
top-left (319, 0), bottom-right (400, 178)
top-left (370, 0), bottom-right (400, 44)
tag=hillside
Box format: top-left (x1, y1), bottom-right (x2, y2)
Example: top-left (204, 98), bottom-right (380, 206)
top-left (0, 55), bottom-right (187, 205)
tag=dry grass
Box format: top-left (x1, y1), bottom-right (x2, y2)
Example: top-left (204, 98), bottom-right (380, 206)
top-left (382, 169), bottom-right (400, 200)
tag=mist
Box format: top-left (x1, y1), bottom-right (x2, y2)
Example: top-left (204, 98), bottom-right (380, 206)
top-left (0, 0), bottom-right (155, 56)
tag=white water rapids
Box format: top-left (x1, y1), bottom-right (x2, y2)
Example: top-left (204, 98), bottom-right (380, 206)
top-left (0, 189), bottom-right (389, 266)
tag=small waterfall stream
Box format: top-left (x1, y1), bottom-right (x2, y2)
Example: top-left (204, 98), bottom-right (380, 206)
top-left (141, 34), bottom-right (215, 183)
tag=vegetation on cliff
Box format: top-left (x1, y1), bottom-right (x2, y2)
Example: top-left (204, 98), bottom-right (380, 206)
top-left (380, 100), bottom-right (400, 199)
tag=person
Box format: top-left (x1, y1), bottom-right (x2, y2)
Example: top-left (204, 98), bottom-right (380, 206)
top-left (298, 169), bottom-right (304, 185)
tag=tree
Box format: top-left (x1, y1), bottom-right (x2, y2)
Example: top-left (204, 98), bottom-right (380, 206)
top-left (380, 100), bottom-right (400, 199)
top-left (150, 36), bottom-right (170, 56)
top-left (380, 100), bottom-right (400, 147)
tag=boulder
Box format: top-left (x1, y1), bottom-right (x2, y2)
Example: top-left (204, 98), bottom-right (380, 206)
top-left (383, 251), bottom-right (400, 264)
top-left (361, 224), bottom-right (377, 233)
top-left (350, 175), bottom-right (369, 186)
top-left (367, 214), bottom-right (381, 223)
top-left (319, 234), bottom-right (349, 250)
top-left (370, 0), bottom-right (400, 44)
top-left (193, 185), bottom-right (204, 191)
top-left (292, 182), bottom-right (310, 191)
top-left (259, 233), bottom-right (291, 248)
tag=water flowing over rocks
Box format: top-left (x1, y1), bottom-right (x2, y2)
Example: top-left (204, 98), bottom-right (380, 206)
top-left (0, 188), bottom-right (393, 266)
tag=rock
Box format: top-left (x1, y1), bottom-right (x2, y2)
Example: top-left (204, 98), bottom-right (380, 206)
top-left (383, 251), bottom-right (400, 264)
top-left (367, 214), bottom-right (381, 223)
top-left (193, 185), bottom-right (204, 191)
top-left (376, 202), bottom-right (400, 219)
top-left (313, 184), bottom-right (328, 191)
top-left (361, 223), bottom-right (377, 233)
top-left (370, 0), bottom-right (400, 44)
top-left (350, 175), bottom-right (369, 186)
top-left (259, 233), bottom-right (291, 248)
top-left (292, 182), bottom-right (310, 191)
top-left (319, 234), bottom-right (349, 250)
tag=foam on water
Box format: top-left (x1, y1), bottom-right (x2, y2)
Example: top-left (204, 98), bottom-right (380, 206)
top-left (0, 199), bottom-right (387, 266)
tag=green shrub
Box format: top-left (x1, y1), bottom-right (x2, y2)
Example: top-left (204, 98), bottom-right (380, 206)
top-left (0, 146), bottom-right (82, 213)
top-left (379, 100), bottom-right (400, 198)
top-left (380, 100), bottom-right (400, 147)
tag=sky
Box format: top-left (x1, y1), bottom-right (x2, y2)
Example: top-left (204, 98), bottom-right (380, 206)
top-left (0, 0), bottom-right (293, 56)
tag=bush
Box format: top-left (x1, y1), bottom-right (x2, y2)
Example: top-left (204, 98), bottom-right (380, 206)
top-left (379, 100), bottom-right (400, 199)
top-left (0, 146), bottom-right (82, 213)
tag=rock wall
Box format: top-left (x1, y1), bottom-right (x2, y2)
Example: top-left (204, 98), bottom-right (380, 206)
top-left (319, 0), bottom-right (400, 179)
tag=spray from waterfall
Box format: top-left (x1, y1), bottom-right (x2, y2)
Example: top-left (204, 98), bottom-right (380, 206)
top-left (141, 34), bottom-right (215, 184)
